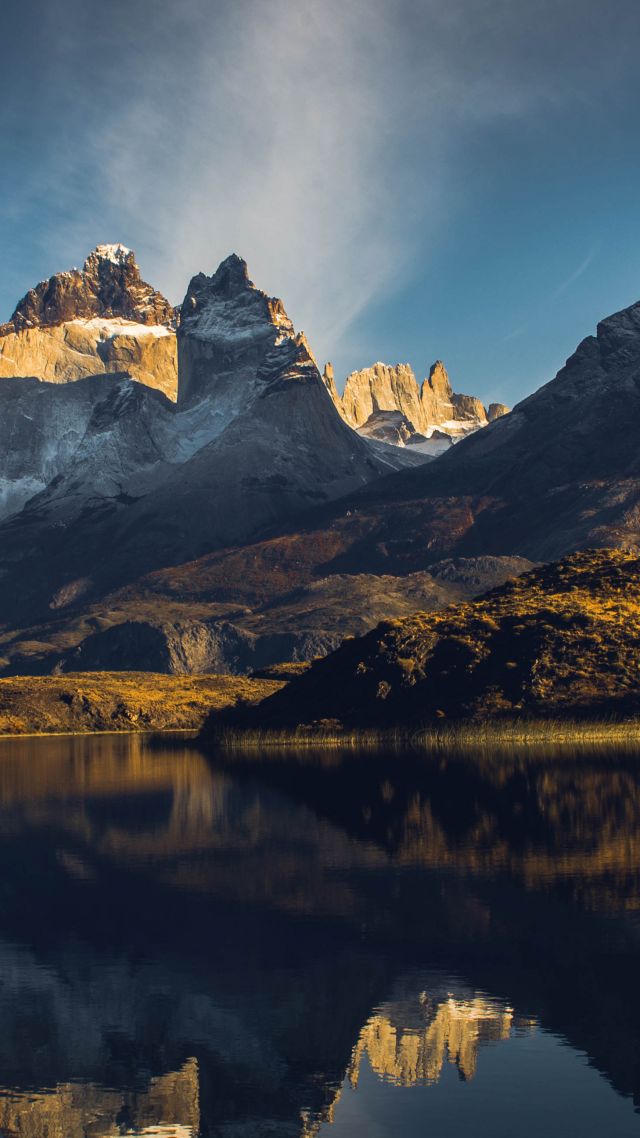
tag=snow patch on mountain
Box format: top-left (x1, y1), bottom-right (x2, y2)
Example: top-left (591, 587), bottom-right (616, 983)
top-left (93, 244), bottom-right (132, 265)
top-left (70, 317), bottom-right (173, 339)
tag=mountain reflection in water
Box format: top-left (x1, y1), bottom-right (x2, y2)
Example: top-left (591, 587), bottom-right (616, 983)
top-left (0, 734), bottom-right (639, 1136)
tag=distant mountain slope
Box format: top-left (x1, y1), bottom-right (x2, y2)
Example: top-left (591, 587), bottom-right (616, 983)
top-left (0, 374), bottom-right (142, 522)
top-left (418, 295), bottom-right (640, 543)
top-left (0, 554), bottom-right (533, 676)
top-left (252, 548), bottom-right (640, 727)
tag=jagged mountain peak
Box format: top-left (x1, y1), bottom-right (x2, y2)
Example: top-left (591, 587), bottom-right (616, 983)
top-left (585, 298), bottom-right (640, 370)
top-left (425, 359), bottom-right (451, 394)
top-left (177, 255), bottom-right (299, 408)
top-left (210, 252), bottom-right (251, 290)
top-left (321, 361), bottom-right (343, 410)
top-left (488, 402), bottom-right (509, 422)
top-left (5, 243), bottom-right (174, 332)
top-left (180, 254), bottom-right (294, 338)
top-left (84, 243), bottom-right (135, 269)
top-left (333, 358), bottom-right (495, 452)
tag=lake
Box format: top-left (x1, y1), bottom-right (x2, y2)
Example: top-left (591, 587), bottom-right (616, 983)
top-left (0, 732), bottom-right (639, 1136)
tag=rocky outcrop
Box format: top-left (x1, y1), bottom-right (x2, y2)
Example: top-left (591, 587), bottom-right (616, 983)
top-left (338, 358), bottom-right (500, 452)
top-left (0, 556), bottom-right (534, 677)
top-left (341, 362), bottom-right (426, 432)
top-left (0, 245), bottom-right (177, 397)
top-left (419, 359), bottom-right (456, 426)
top-left (451, 391), bottom-right (487, 423)
top-left (63, 617), bottom-right (341, 676)
top-left (321, 361), bottom-right (343, 413)
top-left (356, 409), bottom-right (427, 447)
top-left (488, 401), bottom-right (509, 421)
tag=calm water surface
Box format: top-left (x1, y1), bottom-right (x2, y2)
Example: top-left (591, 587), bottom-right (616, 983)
top-left (0, 734), bottom-right (639, 1136)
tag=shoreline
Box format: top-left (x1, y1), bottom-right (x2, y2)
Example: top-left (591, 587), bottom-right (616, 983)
top-left (213, 719), bottom-right (640, 751)
top-left (3, 719), bottom-right (640, 750)
top-left (0, 726), bottom-right (201, 742)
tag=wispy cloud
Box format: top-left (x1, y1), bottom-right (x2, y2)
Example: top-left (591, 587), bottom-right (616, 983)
top-left (11, 0), bottom-right (636, 368)
top-left (45, 0), bottom-right (427, 358)
top-left (550, 248), bottom-right (597, 299)
top-left (30, 0), bottom-right (556, 361)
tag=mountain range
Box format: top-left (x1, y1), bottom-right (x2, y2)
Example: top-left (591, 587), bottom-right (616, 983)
top-left (1, 242), bottom-right (638, 677)
top-left (324, 358), bottom-right (508, 454)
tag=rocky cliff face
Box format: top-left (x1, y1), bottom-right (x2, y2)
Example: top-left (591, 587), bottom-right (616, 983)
top-left (0, 253), bottom-right (422, 623)
top-left (177, 253), bottom-right (295, 412)
top-left (0, 245), bottom-right (178, 397)
top-left (419, 359), bottom-right (456, 427)
top-left (488, 401), bottom-right (509, 422)
top-left (19, 378), bottom-right (179, 525)
top-left (334, 358), bottom-right (500, 453)
top-left (341, 362), bottom-right (426, 431)
top-left (321, 361), bottom-right (343, 412)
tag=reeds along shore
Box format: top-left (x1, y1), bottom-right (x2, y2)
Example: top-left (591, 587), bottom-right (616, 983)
top-left (213, 717), bottom-right (640, 753)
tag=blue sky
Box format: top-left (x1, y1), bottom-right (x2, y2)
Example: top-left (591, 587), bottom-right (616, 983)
top-left (2, 0), bottom-right (640, 407)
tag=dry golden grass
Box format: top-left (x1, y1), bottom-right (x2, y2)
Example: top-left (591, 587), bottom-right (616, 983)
top-left (0, 672), bottom-right (284, 737)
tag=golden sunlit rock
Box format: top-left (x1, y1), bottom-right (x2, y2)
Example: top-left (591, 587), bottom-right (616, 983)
top-left (348, 992), bottom-right (515, 1088)
top-left (0, 1059), bottom-right (200, 1138)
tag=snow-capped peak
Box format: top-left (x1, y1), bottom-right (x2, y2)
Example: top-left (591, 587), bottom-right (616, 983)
top-left (92, 244), bottom-right (132, 265)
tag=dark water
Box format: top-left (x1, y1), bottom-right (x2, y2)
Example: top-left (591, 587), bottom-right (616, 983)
top-left (1, 736), bottom-right (640, 1136)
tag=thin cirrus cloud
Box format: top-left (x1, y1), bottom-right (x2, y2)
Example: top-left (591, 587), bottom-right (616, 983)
top-left (33, 0), bottom-right (582, 361)
top-left (550, 249), bottom-right (597, 300)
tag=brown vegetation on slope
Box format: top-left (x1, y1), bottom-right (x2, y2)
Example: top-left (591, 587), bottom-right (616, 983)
top-left (248, 549), bottom-right (640, 729)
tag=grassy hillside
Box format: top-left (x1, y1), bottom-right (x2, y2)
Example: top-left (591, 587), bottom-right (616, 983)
top-left (248, 549), bottom-right (640, 729)
top-left (0, 672), bottom-right (283, 736)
